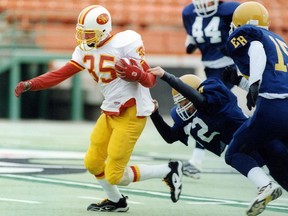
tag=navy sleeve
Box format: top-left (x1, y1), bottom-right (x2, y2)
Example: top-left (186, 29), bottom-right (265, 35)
top-left (161, 72), bottom-right (207, 109)
top-left (150, 109), bottom-right (189, 145)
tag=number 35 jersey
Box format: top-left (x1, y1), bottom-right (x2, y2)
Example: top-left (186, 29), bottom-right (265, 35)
top-left (71, 30), bottom-right (154, 116)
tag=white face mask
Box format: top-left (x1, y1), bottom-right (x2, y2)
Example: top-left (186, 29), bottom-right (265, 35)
top-left (193, 0), bottom-right (219, 18)
top-left (173, 94), bottom-right (195, 121)
top-left (176, 103), bottom-right (195, 121)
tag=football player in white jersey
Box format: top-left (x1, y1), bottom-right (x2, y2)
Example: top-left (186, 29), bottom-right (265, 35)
top-left (14, 5), bottom-right (183, 212)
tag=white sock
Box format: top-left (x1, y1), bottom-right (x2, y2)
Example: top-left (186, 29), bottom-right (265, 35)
top-left (136, 164), bottom-right (170, 181)
top-left (247, 167), bottom-right (271, 188)
top-left (189, 148), bottom-right (205, 170)
top-left (97, 179), bottom-right (122, 202)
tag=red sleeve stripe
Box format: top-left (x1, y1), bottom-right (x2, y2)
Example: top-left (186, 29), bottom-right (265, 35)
top-left (69, 60), bottom-right (85, 71)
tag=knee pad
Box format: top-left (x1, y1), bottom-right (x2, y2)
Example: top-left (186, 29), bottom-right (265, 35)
top-left (84, 154), bottom-right (103, 175)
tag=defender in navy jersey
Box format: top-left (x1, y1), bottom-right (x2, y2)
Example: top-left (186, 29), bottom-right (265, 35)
top-left (148, 67), bottom-right (288, 192)
top-left (150, 72), bottom-right (247, 157)
top-left (225, 2), bottom-right (288, 216)
top-left (181, 0), bottom-right (240, 174)
top-left (182, 0), bottom-right (240, 88)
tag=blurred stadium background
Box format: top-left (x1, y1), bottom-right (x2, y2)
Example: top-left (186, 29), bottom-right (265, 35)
top-left (0, 0), bottom-right (287, 121)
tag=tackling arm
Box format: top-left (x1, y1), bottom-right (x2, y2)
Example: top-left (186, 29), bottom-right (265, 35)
top-left (161, 72), bottom-right (208, 109)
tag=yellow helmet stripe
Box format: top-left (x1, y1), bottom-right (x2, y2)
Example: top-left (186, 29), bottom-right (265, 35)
top-left (78, 5), bottom-right (100, 25)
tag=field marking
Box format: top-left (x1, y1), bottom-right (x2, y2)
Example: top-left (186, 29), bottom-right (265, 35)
top-left (0, 197), bottom-right (41, 204)
top-left (0, 174), bottom-right (287, 214)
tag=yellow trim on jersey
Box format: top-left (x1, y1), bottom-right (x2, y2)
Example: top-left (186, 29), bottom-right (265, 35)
top-left (69, 60), bottom-right (85, 71)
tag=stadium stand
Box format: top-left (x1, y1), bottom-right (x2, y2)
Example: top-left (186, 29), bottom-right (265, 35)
top-left (0, 0), bottom-right (286, 54)
top-left (0, 0), bottom-right (286, 121)
top-left (0, 0), bottom-right (189, 54)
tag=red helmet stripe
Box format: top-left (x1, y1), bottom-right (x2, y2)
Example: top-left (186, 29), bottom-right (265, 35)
top-left (78, 5), bottom-right (101, 25)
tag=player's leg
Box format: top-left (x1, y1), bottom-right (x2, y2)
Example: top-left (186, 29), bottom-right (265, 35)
top-left (85, 113), bottom-right (126, 212)
top-left (107, 107), bottom-right (183, 202)
top-left (226, 100), bottom-right (283, 216)
top-left (88, 106), bottom-right (146, 211)
top-left (260, 139), bottom-right (288, 191)
top-left (117, 160), bottom-right (183, 203)
top-left (183, 142), bottom-right (205, 179)
top-left (105, 105), bottom-right (147, 185)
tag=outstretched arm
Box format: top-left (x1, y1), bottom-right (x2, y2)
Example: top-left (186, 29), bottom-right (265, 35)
top-left (148, 67), bottom-right (208, 109)
top-left (14, 61), bottom-right (83, 97)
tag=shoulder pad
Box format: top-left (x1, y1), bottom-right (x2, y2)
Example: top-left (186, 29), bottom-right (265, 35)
top-left (111, 30), bottom-right (141, 48)
top-left (231, 25), bottom-right (263, 43)
top-left (217, 2), bottom-right (240, 16)
top-left (182, 3), bottom-right (196, 16)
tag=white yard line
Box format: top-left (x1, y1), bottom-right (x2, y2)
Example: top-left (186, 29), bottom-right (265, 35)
top-left (0, 197), bottom-right (41, 204)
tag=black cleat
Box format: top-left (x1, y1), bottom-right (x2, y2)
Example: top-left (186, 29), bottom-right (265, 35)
top-left (87, 195), bottom-right (129, 212)
top-left (163, 160), bottom-right (183, 203)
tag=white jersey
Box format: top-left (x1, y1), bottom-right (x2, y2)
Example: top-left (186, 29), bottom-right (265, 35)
top-left (72, 30), bottom-right (154, 116)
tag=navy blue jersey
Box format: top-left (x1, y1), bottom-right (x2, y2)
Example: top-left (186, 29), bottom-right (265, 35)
top-left (150, 71), bottom-right (288, 190)
top-left (170, 77), bottom-right (247, 155)
top-left (182, 1), bottom-right (240, 62)
top-left (226, 25), bottom-right (288, 95)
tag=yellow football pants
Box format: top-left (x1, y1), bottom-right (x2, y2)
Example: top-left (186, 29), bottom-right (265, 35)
top-left (84, 105), bottom-right (147, 185)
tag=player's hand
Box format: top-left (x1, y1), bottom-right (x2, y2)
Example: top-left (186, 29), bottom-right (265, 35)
top-left (222, 66), bottom-right (242, 85)
top-left (186, 44), bottom-right (197, 54)
top-left (147, 66), bottom-right (165, 77)
top-left (14, 81), bottom-right (31, 97)
top-left (246, 81), bottom-right (259, 110)
top-left (152, 99), bottom-right (159, 112)
top-left (115, 58), bottom-right (144, 82)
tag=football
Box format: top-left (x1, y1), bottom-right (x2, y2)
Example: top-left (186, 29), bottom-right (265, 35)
top-left (115, 58), bottom-right (142, 82)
